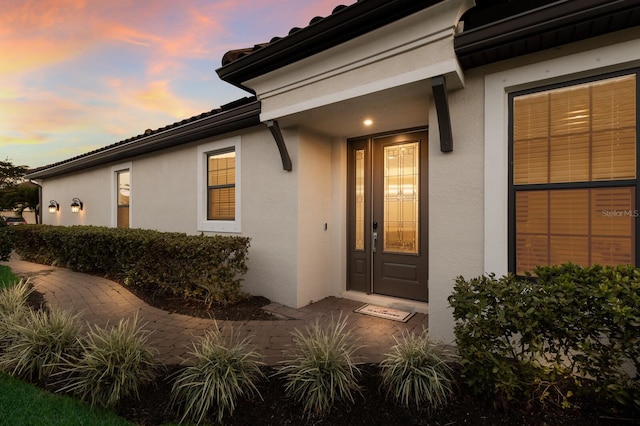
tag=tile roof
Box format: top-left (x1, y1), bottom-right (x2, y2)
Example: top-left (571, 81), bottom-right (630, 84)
top-left (216, 0), bottom-right (444, 90)
top-left (27, 97), bottom-right (260, 179)
top-left (220, 4), bottom-right (352, 66)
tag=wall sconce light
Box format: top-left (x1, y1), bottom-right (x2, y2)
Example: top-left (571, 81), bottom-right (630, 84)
top-left (48, 200), bottom-right (60, 213)
top-left (70, 198), bottom-right (83, 213)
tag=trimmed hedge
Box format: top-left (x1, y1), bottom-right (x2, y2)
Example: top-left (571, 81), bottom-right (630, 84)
top-left (449, 263), bottom-right (639, 409)
top-left (0, 219), bottom-right (11, 261)
top-left (9, 225), bottom-right (250, 303)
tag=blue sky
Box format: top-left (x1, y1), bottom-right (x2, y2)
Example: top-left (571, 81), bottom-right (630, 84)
top-left (1, 0), bottom-right (354, 169)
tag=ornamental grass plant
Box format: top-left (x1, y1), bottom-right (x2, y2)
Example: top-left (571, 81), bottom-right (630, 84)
top-left (0, 306), bottom-right (82, 380)
top-left (57, 314), bottom-right (159, 408)
top-left (380, 329), bottom-right (454, 411)
top-left (0, 280), bottom-right (32, 352)
top-left (169, 323), bottom-right (264, 425)
top-left (0, 279), bottom-right (32, 316)
top-left (279, 314), bottom-right (362, 418)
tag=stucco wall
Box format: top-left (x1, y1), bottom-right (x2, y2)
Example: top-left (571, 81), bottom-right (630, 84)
top-left (428, 72), bottom-right (485, 344)
top-left (132, 147), bottom-right (197, 233)
top-left (42, 169), bottom-right (113, 227)
top-left (329, 138), bottom-right (348, 297)
top-left (295, 129), bottom-right (334, 307)
top-left (239, 127), bottom-right (300, 307)
top-left (39, 127), bottom-right (304, 308)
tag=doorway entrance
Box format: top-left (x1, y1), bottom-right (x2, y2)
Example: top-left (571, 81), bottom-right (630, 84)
top-left (347, 129), bottom-right (428, 302)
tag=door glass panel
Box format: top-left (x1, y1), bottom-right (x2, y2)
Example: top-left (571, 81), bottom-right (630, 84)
top-left (355, 149), bottom-right (365, 250)
top-left (383, 142), bottom-right (419, 253)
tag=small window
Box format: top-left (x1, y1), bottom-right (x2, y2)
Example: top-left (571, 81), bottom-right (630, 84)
top-left (117, 170), bottom-right (130, 228)
top-left (111, 163), bottom-right (132, 229)
top-left (207, 149), bottom-right (235, 221)
top-left (197, 136), bottom-right (241, 233)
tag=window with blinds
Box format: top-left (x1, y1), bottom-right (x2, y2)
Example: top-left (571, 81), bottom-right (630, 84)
top-left (511, 73), bottom-right (637, 274)
top-left (207, 148), bottom-right (236, 221)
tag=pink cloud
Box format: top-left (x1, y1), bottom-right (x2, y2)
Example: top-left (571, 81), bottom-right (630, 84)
top-left (1, 0), bottom-right (360, 169)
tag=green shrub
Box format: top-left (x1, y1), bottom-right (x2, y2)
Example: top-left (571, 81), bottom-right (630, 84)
top-left (279, 315), bottom-right (362, 418)
top-left (0, 219), bottom-right (11, 261)
top-left (380, 329), bottom-right (454, 411)
top-left (57, 315), bottom-right (159, 408)
top-left (10, 225), bottom-right (251, 304)
top-left (170, 323), bottom-right (263, 424)
top-left (0, 307), bottom-right (82, 380)
top-left (449, 264), bottom-right (640, 409)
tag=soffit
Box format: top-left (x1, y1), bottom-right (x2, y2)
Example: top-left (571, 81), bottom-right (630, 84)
top-left (456, 0), bottom-right (640, 69)
top-left (274, 81), bottom-right (432, 139)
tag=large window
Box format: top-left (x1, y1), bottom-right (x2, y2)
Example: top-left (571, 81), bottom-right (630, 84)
top-left (510, 72), bottom-right (638, 274)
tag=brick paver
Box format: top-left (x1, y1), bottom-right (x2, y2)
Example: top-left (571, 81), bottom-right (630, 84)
top-left (2, 254), bottom-right (428, 365)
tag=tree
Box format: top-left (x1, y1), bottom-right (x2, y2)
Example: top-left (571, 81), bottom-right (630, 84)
top-left (0, 160), bottom-right (36, 217)
top-left (0, 159), bottom-right (28, 190)
top-left (8, 182), bottom-right (39, 215)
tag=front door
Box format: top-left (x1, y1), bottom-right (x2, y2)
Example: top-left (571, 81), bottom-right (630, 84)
top-left (347, 129), bottom-right (428, 302)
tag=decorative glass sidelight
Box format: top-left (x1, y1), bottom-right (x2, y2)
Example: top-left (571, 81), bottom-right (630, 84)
top-left (355, 149), bottom-right (365, 250)
top-left (383, 142), bottom-right (419, 253)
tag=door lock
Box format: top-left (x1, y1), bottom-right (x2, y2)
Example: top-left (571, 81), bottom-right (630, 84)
top-left (372, 221), bottom-right (378, 253)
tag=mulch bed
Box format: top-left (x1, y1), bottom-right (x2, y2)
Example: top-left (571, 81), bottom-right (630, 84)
top-left (125, 286), bottom-right (277, 321)
top-left (113, 363), bottom-right (636, 426)
top-left (25, 284), bottom-right (639, 425)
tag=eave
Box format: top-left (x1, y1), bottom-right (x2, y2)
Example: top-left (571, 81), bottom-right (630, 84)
top-left (455, 0), bottom-right (640, 69)
top-left (215, 0), bottom-right (444, 90)
top-left (27, 100), bottom-right (261, 180)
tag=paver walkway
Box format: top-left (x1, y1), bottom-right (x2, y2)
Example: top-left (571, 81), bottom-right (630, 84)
top-left (2, 254), bottom-right (428, 365)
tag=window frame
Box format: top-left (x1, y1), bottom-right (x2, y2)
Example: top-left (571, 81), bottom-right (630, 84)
top-left (507, 69), bottom-right (640, 273)
top-left (197, 136), bottom-right (241, 233)
top-left (111, 163), bottom-right (132, 228)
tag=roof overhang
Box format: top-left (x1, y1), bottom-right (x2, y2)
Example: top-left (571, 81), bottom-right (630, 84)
top-left (455, 0), bottom-right (640, 69)
top-left (216, 0), bottom-right (445, 90)
top-left (26, 101), bottom-right (261, 180)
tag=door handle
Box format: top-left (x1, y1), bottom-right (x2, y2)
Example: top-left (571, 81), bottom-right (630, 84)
top-left (372, 231), bottom-right (378, 253)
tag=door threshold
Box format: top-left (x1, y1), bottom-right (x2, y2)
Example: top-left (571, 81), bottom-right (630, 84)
top-left (341, 291), bottom-right (429, 314)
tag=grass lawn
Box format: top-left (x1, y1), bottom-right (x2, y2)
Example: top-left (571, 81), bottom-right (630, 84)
top-left (0, 373), bottom-right (133, 426)
top-left (0, 265), bottom-right (19, 289)
top-left (0, 266), bottom-right (134, 426)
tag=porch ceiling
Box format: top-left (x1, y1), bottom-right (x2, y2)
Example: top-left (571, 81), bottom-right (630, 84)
top-left (272, 81), bottom-right (431, 138)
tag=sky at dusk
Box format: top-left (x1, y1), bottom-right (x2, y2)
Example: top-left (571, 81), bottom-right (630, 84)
top-left (1, 0), bottom-right (355, 170)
